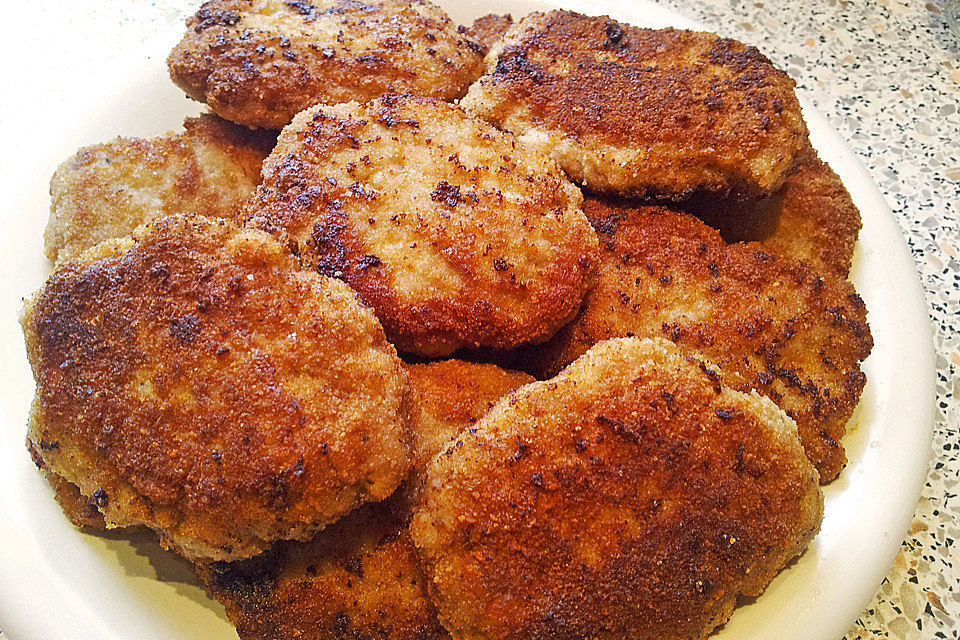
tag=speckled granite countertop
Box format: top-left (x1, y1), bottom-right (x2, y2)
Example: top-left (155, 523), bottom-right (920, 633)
top-left (0, 1), bottom-right (957, 639)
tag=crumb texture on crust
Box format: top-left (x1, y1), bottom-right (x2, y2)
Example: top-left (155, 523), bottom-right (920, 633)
top-left (199, 360), bottom-right (530, 640)
top-left (462, 10), bottom-right (808, 199)
top-left (248, 93), bottom-right (599, 356)
top-left (201, 494), bottom-right (450, 640)
top-left (168, 0), bottom-right (485, 128)
top-left (405, 359), bottom-right (533, 481)
top-left (412, 337), bottom-right (823, 640)
top-left (459, 13), bottom-right (514, 52)
top-left (23, 214), bottom-right (412, 561)
top-left (45, 114), bottom-right (275, 266)
top-left (534, 199), bottom-right (872, 482)
top-left (28, 440), bottom-right (107, 529)
top-left (686, 145), bottom-right (862, 277)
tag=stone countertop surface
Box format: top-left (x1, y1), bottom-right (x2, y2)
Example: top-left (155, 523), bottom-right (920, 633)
top-left (0, 1), bottom-right (957, 639)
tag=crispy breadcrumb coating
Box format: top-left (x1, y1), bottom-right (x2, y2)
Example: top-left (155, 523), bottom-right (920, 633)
top-left (46, 114), bottom-right (274, 266)
top-left (23, 215), bottom-right (412, 561)
top-left (686, 145), bottom-right (862, 277)
top-left (533, 199), bottom-right (872, 482)
top-left (248, 93), bottom-right (598, 356)
top-left (28, 441), bottom-right (106, 529)
top-left (405, 360), bottom-right (534, 483)
top-left (200, 495), bottom-right (450, 640)
top-left (412, 337), bottom-right (823, 640)
top-left (199, 360), bottom-right (531, 640)
top-left (168, 0), bottom-right (485, 128)
top-left (459, 13), bottom-right (513, 53)
top-left (462, 11), bottom-right (808, 199)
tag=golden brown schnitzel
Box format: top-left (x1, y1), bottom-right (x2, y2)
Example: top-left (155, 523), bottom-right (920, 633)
top-left (201, 494), bottom-right (449, 640)
top-left (247, 93), bottom-right (598, 356)
top-left (532, 199), bottom-right (872, 482)
top-left (405, 359), bottom-right (534, 483)
top-left (412, 337), bottom-right (823, 640)
top-left (24, 215), bottom-right (412, 561)
top-left (686, 145), bottom-right (862, 278)
top-left (168, 0), bottom-right (485, 128)
top-left (46, 114), bottom-right (274, 266)
top-left (462, 10), bottom-right (808, 200)
top-left (459, 13), bottom-right (513, 52)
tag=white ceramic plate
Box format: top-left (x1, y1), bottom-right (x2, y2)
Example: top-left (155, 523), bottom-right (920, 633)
top-left (0, 1), bottom-right (936, 639)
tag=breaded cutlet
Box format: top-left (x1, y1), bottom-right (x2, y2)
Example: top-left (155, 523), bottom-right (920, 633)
top-left (532, 199), bottom-right (872, 482)
top-left (412, 337), bottom-right (823, 640)
top-left (247, 93), bottom-right (598, 357)
top-left (685, 145), bottom-right (862, 278)
top-left (168, 0), bottom-right (485, 129)
top-left (23, 215), bottom-right (412, 561)
top-left (199, 360), bottom-right (532, 640)
top-left (462, 10), bottom-right (808, 200)
top-left (46, 114), bottom-right (275, 266)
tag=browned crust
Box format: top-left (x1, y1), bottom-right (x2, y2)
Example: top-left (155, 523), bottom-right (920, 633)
top-left (46, 114), bottom-right (275, 265)
top-left (532, 199), bottom-right (872, 482)
top-left (197, 360), bottom-right (530, 640)
top-left (167, 0), bottom-right (485, 128)
top-left (462, 11), bottom-right (808, 199)
top-left (28, 440), bottom-right (106, 529)
top-left (686, 145), bottom-right (862, 277)
top-left (411, 337), bottom-right (823, 640)
top-left (459, 13), bottom-right (513, 53)
top-left (24, 215), bottom-right (412, 560)
top-left (183, 112), bottom-right (278, 158)
top-left (247, 93), bottom-right (598, 356)
top-left (405, 360), bottom-right (534, 480)
top-left (200, 494), bottom-right (449, 640)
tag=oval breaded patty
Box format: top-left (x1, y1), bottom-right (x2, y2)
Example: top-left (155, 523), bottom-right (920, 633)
top-left (199, 360), bottom-right (530, 640)
top-left (461, 11), bottom-right (808, 199)
top-left (533, 198), bottom-right (872, 482)
top-left (22, 215), bottom-right (412, 561)
top-left (248, 94), bottom-right (599, 357)
top-left (168, 0), bottom-right (485, 129)
top-left (685, 144), bottom-right (862, 278)
top-left (411, 337), bottom-right (823, 640)
top-left (46, 115), bottom-right (275, 266)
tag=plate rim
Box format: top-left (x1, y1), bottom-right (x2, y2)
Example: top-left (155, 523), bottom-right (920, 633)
top-left (0, 1), bottom-right (937, 639)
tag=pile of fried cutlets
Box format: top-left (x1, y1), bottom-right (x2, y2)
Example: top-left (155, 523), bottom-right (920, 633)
top-left (22, 2), bottom-right (873, 639)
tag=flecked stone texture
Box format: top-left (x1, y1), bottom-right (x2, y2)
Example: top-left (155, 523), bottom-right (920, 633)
top-left (1, 1), bottom-right (957, 639)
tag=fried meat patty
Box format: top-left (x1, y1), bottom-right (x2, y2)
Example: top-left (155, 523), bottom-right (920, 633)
top-left (248, 93), bottom-right (598, 356)
top-left (46, 114), bottom-right (275, 266)
top-left (200, 360), bottom-right (531, 640)
top-left (168, 0), bottom-right (485, 129)
top-left (461, 11), bottom-right (808, 199)
top-left (533, 199), bottom-right (872, 482)
top-left (411, 337), bottom-right (823, 640)
top-left (459, 13), bottom-right (513, 53)
top-left (23, 215), bottom-right (412, 561)
top-left (687, 145), bottom-right (862, 277)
